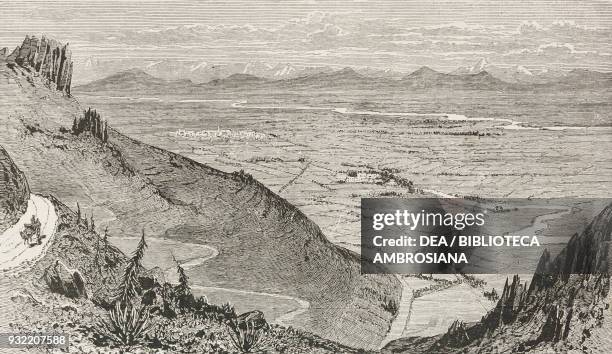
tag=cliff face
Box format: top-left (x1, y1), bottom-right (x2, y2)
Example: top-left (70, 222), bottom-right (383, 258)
top-left (6, 35), bottom-right (73, 95)
top-left (441, 203), bottom-right (612, 352)
top-left (0, 146), bottom-right (30, 234)
top-left (384, 203), bottom-right (612, 353)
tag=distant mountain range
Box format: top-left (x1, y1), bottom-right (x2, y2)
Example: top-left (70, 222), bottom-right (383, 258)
top-left (451, 58), bottom-right (574, 84)
top-left (74, 62), bottom-right (611, 94)
top-left (75, 56), bottom-right (612, 88)
top-left (76, 58), bottom-right (404, 85)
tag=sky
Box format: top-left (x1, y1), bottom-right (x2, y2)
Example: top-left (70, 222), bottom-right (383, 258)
top-left (1, 0), bottom-right (611, 82)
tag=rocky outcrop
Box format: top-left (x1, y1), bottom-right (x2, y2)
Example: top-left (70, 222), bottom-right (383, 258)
top-left (430, 203), bottom-right (612, 352)
top-left (43, 259), bottom-right (88, 299)
top-left (0, 146), bottom-right (30, 234)
top-left (6, 35), bottom-right (73, 95)
top-left (0, 47), bottom-right (7, 59)
top-left (72, 108), bottom-right (109, 142)
top-left (236, 310), bottom-right (268, 330)
top-left (440, 320), bottom-right (471, 347)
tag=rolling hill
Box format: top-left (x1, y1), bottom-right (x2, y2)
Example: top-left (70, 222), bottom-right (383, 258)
top-left (401, 66), bottom-right (508, 89)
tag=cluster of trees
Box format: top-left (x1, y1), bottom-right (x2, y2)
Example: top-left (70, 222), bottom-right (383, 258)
top-left (75, 202), bottom-right (97, 232)
top-left (460, 273), bottom-right (487, 288)
top-left (96, 230), bottom-right (267, 352)
top-left (97, 231), bottom-right (155, 346)
top-left (72, 108), bottom-right (108, 142)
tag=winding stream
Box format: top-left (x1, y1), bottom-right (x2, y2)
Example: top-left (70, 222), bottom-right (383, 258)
top-left (110, 236), bottom-right (310, 324)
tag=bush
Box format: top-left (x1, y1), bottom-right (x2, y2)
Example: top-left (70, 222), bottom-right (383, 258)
top-left (382, 298), bottom-right (399, 317)
top-left (96, 302), bottom-right (155, 346)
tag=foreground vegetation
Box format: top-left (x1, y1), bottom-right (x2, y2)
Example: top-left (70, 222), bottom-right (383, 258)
top-left (86, 225), bottom-right (362, 352)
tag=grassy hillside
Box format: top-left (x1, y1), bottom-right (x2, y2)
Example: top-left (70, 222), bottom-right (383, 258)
top-left (0, 58), bottom-right (400, 349)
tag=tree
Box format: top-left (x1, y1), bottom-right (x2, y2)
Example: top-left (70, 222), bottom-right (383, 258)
top-left (72, 117), bottom-right (78, 133)
top-left (173, 255), bottom-right (191, 297)
top-left (76, 202), bottom-right (81, 224)
top-left (172, 255), bottom-right (195, 312)
top-left (90, 214), bottom-right (95, 231)
top-left (115, 229), bottom-right (147, 306)
top-left (103, 226), bottom-right (109, 253)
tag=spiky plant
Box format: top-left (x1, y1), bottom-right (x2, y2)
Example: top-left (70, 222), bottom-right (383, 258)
top-left (96, 301), bottom-right (154, 346)
top-left (226, 319), bottom-right (264, 353)
top-left (115, 230), bottom-right (147, 305)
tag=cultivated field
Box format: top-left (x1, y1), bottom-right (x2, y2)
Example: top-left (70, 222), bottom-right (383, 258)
top-left (78, 88), bottom-right (612, 250)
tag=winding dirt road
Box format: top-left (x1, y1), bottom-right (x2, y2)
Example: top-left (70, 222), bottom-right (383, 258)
top-left (0, 194), bottom-right (58, 272)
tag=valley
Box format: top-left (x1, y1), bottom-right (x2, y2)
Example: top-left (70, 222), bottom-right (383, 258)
top-left (72, 70), bottom-right (612, 344)
top-left (1, 34), bottom-right (611, 351)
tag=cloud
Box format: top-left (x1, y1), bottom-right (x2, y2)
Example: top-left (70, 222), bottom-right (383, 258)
top-left (71, 11), bottom-right (610, 73)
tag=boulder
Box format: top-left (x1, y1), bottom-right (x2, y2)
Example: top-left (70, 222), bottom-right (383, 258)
top-left (43, 259), bottom-right (88, 299)
top-left (10, 288), bottom-right (41, 307)
top-left (236, 310), bottom-right (268, 330)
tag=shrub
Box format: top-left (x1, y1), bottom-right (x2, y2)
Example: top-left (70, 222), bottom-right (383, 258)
top-left (96, 302), bottom-right (154, 346)
top-left (382, 298), bottom-right (399, 317)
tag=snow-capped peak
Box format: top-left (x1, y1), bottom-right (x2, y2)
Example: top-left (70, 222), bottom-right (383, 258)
top-left (272, 64), bottom-right (297, 77)
top-left (515, 65), bottom-right (533, 76)
top-left (451, 57), bottom-right (490, 75)
top-left (190, 61), bottom-right (208, 72)
top-left (471, 58), bottom-right (489, 73)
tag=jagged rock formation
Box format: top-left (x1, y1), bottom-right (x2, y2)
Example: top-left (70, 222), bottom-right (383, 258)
top-left (0, 146), bottom-right (30, 234)
top-left (6, 35), bottom-right (73, 95)
top-left (438, 204), bottom-right (611, 352)
top-left (72, 107), bottom-right (109, 142)
top-left (439, 320), bottom-right (471, 347)
top-left (384, 203), bottom-right (612, 353)
top-left (0, 47), bottom-right (7, 58)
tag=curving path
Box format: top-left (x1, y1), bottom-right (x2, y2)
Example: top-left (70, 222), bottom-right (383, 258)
top-left (379, 276), bottom-right (414, 348)
top-left (0, 194), bottom-right (58, 272)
